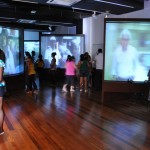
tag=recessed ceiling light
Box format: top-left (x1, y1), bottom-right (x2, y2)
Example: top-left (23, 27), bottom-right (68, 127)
top-left (94, 0), bottom-right (134, 8)
top-left (0, 17), bottom-right (16, 20)
top-left (17, 19), bottom-right (36, 23)
top-left (31, 10), bottom-right (36, 14)
top-left (72, 7), bottom-right (102, 14)
top-left (12, 0), bottom-right (38, 4)
top-left (46, 0), bottom-right (81, 6)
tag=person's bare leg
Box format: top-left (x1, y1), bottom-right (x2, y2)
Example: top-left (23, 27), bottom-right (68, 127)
top-left (80, 77), bottom-right (83, 91)
top-left (84, 77), bottom-right (88, 92)
top-left (0, 97), bottom-right (4, 134)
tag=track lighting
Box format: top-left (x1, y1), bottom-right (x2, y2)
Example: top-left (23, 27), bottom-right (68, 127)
top-left (105, 11), bottom-right (110, 18)
top-left (92, 11), bottom-right (97, 19)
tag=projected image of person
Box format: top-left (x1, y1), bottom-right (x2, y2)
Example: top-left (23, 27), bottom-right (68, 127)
top-left (69, 37), bottom-right (81, 64)
top-left (44, 36), bottom-right (61, 68)
top-left (8, 37), bottom-right (20, 73)
top-left (0, 28), bottom-right (16, 74)
top-left (111, 29), bottom-right (139, 81)
top-left (134, 54), bottom-right (148, 81)
top-left (58, 37), bottom-right (72, 68)
top-left (24, 42), bottom-right (39, 61)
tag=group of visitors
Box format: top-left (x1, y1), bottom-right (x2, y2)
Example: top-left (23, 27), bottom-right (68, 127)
top-left (0, 48), bottom-right (102, 135)
top-left (24, 50), bottom-right (45, 94)
top-left (23, 49), bottom-right (103, 94)
top-left (62, 49), bottom-right (103, 93)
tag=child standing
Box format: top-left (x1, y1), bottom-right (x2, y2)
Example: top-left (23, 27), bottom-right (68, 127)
top-left (62, 55), bottom-right (76, 92)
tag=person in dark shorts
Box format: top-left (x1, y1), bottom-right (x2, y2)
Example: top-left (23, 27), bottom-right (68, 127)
top-left (77, 54), bottom-right (90, 93)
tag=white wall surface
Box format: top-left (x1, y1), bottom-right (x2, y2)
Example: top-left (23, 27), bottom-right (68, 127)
top-left (83, 1), bottom-right (150, 59)
top-left (83, 14), bottom-right (106, 59)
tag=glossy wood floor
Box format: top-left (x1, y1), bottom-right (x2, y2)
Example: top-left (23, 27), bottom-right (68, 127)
top-left (1, 82), bottom-right (150, 150)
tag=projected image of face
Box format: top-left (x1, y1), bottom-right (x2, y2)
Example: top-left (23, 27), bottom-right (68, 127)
top-left (104, 21), bottom-right (150, 82)
top-left (41, 36), bottom-right (84, 68)
top-left (0, 27), bottom-right (22, 75)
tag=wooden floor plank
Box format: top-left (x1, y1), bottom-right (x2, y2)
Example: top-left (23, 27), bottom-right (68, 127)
top-left (0, 84), bottom-right (150, 150)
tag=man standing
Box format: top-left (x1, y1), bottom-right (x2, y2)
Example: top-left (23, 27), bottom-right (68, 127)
top-left (111, 29), bottom-right (139, 81)
top-left (94, 48), bottom-right (103, 91)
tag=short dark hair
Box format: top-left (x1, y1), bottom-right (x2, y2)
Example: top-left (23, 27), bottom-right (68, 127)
top-left (67, 55), bottom-right (72, 61)
top-left (51, 52), bottom-right (56, 57)
top-left (80, 54), bottom-right (85, 61)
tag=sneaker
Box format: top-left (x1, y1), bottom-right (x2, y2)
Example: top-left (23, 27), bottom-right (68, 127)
top-left (26, 91), bottom-right (32, 94)
top-left (0, 131), bottom-right (4, 135)
top-left (80, 89), bottom-right (83, 92)
top-left (85, 90), bottom-right (88, 93)
top-left (33, 90), bottom-right (38, 94)
top-left (70, 89), bottom-right (75, 92)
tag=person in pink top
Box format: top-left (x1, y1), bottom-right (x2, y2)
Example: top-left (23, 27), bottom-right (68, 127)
top-left (62, 55), bottom-right (76, 92)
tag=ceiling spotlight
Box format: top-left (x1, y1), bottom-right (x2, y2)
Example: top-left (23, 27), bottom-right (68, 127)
top-left (31, 10), bottom-right (36, 14)
top-left (48, 26), bottom-right (52, 31)
top-left (92, 11), bottom-right (97, 19)
top-left (105, 11), bottom-right (110, 18)
top-left (105, 14), bottom-right (108, 18)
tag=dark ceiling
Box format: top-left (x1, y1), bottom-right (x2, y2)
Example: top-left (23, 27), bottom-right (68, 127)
top-left (0, 0), bottom-right (145, 31)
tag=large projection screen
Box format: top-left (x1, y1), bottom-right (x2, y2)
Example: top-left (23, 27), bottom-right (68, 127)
top-left (0, 25), bottom-right (24, 76)
top-left (104, 19), bottom-right (150, 82)
top-left (102, 19), bottom-right (150, 102)
top-left (41, 35), bottom-right (85, 68)
top-left (24, 41), bottom-right (39, 61)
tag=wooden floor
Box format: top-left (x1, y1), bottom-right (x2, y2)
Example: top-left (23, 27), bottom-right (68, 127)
top-left (1, 82), bottom-right (150, 150)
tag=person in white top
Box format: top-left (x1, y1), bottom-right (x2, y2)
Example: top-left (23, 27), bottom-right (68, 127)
top-left (111, 29), bottom-right (139, 81)
top-left (94, 48), bottom-right (103, 91)
top-left (44, 36), bottom-right (61, 68)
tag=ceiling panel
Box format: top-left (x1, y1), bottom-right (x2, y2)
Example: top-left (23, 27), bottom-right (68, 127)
top-left (0, 0), bottom-right (145, 31)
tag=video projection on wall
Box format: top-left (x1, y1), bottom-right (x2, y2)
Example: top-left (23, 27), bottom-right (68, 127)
top-left (0, 26), bottom-right (24, 76)
top-left (41, 35), bottom-right (85, 68)
top-left (24, 41), bottom-right (39, 61)
top-left (104, 19), bottom-right (150, 82)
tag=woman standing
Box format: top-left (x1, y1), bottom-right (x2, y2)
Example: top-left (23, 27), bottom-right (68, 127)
top-left (26, 54), bottom-right (37, 94)
top-left (77, 54), bottom-right (90, 93)
top-left (0, 49), bottom-right (6, 135)
top-left (50, 52), bottom-right (57, 87)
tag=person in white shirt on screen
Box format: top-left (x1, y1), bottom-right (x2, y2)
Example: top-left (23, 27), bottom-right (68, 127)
top-left (0, 28), bottom-right (16, 74)
top-left (111, 29), bottom-right (139, 81)
top-left (44, 36), bottom-right (61, 68)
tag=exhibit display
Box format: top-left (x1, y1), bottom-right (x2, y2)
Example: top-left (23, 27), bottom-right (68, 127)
top-left (104, 19), bottom-right (150, 82)
top-left (41, 35), bottom-right (85, 68)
